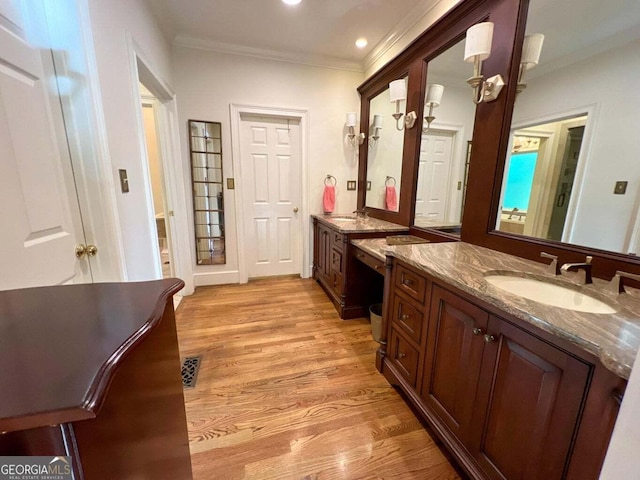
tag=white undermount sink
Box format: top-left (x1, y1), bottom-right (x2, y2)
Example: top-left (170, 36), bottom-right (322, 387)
top-left (484, 274), bottom-right (617, 314)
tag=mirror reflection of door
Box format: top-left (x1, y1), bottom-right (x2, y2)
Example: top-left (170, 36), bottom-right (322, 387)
top-left (412, 36), bottom-right (477, 236)
top-left (497, 115), bottom-right (587, 241)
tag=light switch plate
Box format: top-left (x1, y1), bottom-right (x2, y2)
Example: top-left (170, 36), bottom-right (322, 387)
top-left (226, 178), bottom-right (235, 190)
top-left (614, 181), bottom-right (628, 195)
top-left (366, 181), bottom-right (372, 191)
top-left (118, 169), bottom-right (129, 193)
top-left (347, 180), bottom-right (356, 191)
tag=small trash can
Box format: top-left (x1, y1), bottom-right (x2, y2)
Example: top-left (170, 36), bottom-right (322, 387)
top-left (369, 303), bottom-right (383, 343)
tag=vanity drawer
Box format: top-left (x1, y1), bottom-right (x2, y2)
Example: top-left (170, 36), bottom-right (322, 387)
top-left (353, 247), bottom-right (385, 274)
top-left (332, 231), bottom-right (345, 251)
top-left (395, 264), bottom-right (427, 304)
top-left (331, 248), bottom-right (343, 274)
top-left (389, 328), bottom-right (419, 387)
top-left (391, 294), bottom-right (424, 344)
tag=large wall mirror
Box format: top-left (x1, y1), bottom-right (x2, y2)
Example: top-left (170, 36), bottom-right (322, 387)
top-left (413, 36), bottom-right (477, 237)
top-left (495, 0), bottom-right (640, 255)
top-left (365, 80), bottom-right (407, 212)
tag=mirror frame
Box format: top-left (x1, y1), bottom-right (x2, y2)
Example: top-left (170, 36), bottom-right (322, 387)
top-left (460, 0), bottom-right (640, 280)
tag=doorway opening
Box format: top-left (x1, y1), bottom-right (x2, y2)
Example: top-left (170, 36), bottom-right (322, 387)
top-left (139, 83), bottom-right (172, 278)
top-left (497, 114), bottom-right (588, 241)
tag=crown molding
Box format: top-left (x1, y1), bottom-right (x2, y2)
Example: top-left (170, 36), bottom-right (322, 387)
top-left (173, 35), bottom-right (364, 73)
top-left (363, 0), bottom-right (460, 75)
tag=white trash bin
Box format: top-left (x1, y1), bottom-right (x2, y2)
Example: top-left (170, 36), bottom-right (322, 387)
top-left (369, 303), bottom-right (383, 343)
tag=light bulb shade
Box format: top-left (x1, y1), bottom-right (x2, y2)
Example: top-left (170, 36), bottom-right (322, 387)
top-left (522, 33), bottom-right (545, 68)
top-left (346, 112), bottom-right (357, 127)
top-left (373, 114), bottom-right (384, 128)
top-left (389, 79), bottom-right (407, 103)
top-left (464, 22), bottom-right (494, 63)
top-left (426, 84), bottom-right (445, 106)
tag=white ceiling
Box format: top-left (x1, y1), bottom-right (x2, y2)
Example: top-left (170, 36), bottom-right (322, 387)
top-left (147, 0), bottom-right (432, 69)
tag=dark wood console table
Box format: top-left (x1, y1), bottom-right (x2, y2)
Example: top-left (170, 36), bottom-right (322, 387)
top-left (0, 279), bottom-right (193, 479)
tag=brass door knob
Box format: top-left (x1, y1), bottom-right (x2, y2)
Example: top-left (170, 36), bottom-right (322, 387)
top-left (86, 245), bottom-right (98, 257)
top-left (293, 207), bottom-right (299, 213)
top-left (75, 244), bottom-right (87, 258)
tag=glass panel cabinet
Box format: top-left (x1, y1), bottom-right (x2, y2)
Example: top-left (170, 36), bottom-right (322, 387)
top-left (188, 120), bottom-right (225, 265)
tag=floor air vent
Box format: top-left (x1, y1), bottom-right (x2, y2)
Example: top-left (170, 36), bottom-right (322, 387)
top-left (181, 356), bottom-right (201, 388)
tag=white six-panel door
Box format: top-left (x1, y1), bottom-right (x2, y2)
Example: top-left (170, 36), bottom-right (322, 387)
top-left (0, 5), bottom-right (88, 290)
top-left (239, 114), bottom-right (302, 278)
top-left (415, 130), bottom-right (455, 222)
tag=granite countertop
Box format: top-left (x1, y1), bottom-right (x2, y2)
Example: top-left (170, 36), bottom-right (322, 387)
top-left (313, 214), bottom-right (409, 234)
top-left (354, 239), bottom-right (640, 379)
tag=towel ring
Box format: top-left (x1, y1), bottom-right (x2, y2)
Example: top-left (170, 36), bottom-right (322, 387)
top-left (385, 176), bottom-right (396, 187)
top-left (324, 175), bottom-right (337, 186)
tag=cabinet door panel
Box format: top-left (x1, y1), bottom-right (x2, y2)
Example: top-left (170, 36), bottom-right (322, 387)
top-left (389, 328), bottom-right (420, 387)
top-left (421, 285), bottom-right (488, 442)
top-left (472, 316), bottom-right (590, 480)
top-left (391, 294), bottom-right (424, 344)
top-left (319, 227), bottom-right (331, 277)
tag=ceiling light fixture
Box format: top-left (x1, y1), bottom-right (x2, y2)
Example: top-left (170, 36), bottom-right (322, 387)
top-left (355, 38), bottom-right (368, 49)
top-left (282, 0), bottom-right (301, 5)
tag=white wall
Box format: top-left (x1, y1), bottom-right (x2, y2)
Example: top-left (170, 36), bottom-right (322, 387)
top-left (87, 0), bottom-right (173, 280)
top-left (172, 47), bottom-right (364, 285)
top-left (512, 39), bottom-right (640, 253)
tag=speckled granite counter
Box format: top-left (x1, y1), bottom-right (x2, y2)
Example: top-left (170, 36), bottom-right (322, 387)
top-left (354, 239), bottom-right (640, 379)
top-left (313, 214), bottom-right (409, 234)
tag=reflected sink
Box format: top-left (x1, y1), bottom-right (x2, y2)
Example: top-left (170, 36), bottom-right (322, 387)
top-left (484, 274), bottom-right (617, 314)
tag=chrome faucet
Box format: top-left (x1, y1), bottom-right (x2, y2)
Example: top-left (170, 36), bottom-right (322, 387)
top-left (540, 252), bottom-right (561, 275)
top-left (560, 255), bottom-right (593, 284)
top-left (353, 209), bottom-right (368, 219)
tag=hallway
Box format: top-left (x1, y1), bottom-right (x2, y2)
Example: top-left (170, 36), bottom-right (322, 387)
top-left (176, 277), bottom-right (460, 479)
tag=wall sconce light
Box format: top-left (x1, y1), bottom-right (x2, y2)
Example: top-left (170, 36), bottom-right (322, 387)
top-left (389, 79), bottom-right (417, 130)
top-left (422, 84), bottom-right (444, 133)
top-left (346, 112), bottom-right (365, 146)
top-left (517, 33), bottom-right (544, 95)
top-left (464, 22), bottom-right (505, 105)
top-left (369, 114), bottom-right (383, 146)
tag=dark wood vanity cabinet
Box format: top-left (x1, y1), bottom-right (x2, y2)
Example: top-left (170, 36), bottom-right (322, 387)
top-left (312, 218), bottom-right (390, 319)
top-left (381, 260), bottom-right (623, 480)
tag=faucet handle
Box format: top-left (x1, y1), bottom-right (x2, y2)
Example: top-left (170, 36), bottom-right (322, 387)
top-left (608, 270), bottom-right (640, 294)
top-left (540, 252), bottom-right (560, 275)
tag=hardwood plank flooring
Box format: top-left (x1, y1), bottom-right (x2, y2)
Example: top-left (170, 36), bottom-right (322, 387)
top-left (175, 276), bottom-right (460, 480)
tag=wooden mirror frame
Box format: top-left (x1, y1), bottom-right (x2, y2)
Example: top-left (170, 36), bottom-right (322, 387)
top-left (357, 0), bottom-right (523, 234)
top-left (358, 0), bottom-right (640, 280)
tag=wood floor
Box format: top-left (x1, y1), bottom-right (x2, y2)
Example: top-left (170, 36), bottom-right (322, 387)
top-left (175, 276), bottom-right (460, 480)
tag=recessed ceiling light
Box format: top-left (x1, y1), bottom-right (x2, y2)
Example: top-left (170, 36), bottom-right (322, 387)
top-left (355, 38), bottom-right (368, 49)
top-left (282, 0), bottom-right (301, 5)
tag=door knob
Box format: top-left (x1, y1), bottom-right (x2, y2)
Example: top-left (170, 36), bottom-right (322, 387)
top-left (293, 207), bottom-right (299, 213)
top-left (75, 244), bottom-right (87, 258)
top-left (484, 334), bottom-right (497, 343)
top-left (75, 244), bottom-right (98, 259)
top-left (472, 327), bottom-right (483, 336)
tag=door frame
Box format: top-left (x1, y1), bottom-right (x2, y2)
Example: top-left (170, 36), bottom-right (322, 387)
top-left (230, 104), bottom-right (310, 283)
top-left (126, 34), bottom-right (195, 294)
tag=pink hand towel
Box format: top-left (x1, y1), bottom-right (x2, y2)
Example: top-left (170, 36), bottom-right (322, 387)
top-left (323, 185), bottom-right (336, 213)
top-left (385, 186), bottom-right (398, 211)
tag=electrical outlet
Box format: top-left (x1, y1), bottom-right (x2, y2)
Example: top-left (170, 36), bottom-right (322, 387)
top-left (614, 181), bottom-right (628, 195)
top-left (346, 180), bottom-right (356, 191)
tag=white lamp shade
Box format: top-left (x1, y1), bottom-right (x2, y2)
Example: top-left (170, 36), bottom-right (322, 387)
top-left (373, 114), bottom-right (384, 128)
top-left (346, 112), bottom-right (357, 127)
top-left (426, 84), bottom-right (445, 106)
top-left (522, 33), bottom-right (545, 68)
top-left (389, 79), bottom-right (407, 103)
top-left (464, 22), bottom-right (494, 63)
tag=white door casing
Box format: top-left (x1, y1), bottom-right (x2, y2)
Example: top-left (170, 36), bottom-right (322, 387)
top-left (415, 130), bottom-right (456, 222)
top-left (239, 114), bottom-right (303, 278)
top-left (0, 5), bottom-right (89, 290)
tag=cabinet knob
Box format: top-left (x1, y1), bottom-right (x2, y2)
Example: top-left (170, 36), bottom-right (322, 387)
top-left (403, 279), bottom-right (414, 287)
top-left (472, 327), bottom-right (483, 336)
top-left (398, 352), bottom-right (406, 359)
top-left (400, 314), bottom-right (410, 320)
top-left (484, 334), bottom-right (497, 343)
